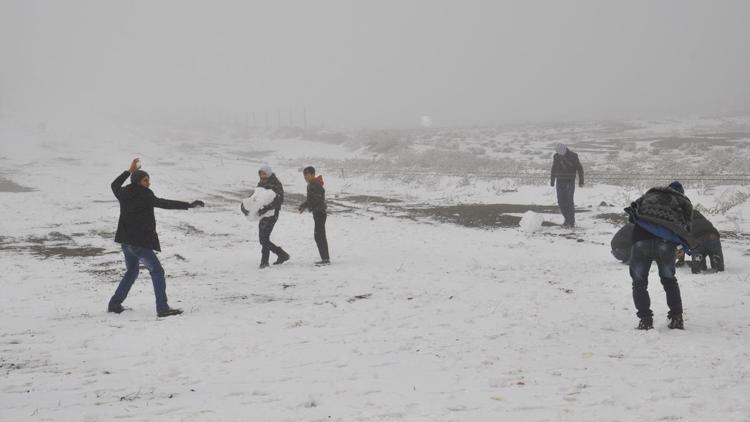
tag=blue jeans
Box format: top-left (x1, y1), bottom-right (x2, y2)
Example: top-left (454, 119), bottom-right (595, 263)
top-left (629, 239), bottom-right (683, 318)
top-left (110, 244), bottom-right (169, 312)
top-left (555, 179), bottom-right (576, 226)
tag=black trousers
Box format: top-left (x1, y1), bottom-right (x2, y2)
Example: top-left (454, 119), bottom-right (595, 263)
top-left (692, 238), bottom-right (724, 272)
top-left (259, 216), bottom-right (282, 263)
top-left (313, 211), bottom-right (330, 261)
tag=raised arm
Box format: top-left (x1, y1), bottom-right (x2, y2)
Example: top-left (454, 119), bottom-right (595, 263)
top-left (111, 171), bottom-right (131, 198)
top-left (112, 159), bottom-right (141, 198)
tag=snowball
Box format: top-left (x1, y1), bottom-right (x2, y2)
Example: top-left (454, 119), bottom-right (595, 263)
top-left (241, 187), bottom-right (277, 221)
top-left (519, 211), bottom-right (544, 233)
top-left (494, 178), bottom-right (518, 193)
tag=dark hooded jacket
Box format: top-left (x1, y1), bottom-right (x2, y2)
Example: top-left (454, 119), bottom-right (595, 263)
top-left (257, 173), bottom-right (284, 218)
top-left (111, 171), bottom-right (190, 252)
top-left (625, 186), bottom-right (696, 248)
top-left (299, 175), bottom-right (326, 213)
top-left (550, 150), bottom-right (584, 185)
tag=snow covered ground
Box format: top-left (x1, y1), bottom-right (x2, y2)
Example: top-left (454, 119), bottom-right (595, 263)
top-left (1, 119), bottom-right (749, 421)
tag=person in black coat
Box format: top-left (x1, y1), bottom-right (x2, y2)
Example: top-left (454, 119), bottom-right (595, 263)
top-left (611, 223), bottom-right (635, 263)
top-left (241, 164), bottom-right (289, 268)
top-left (108, 158), bottom-right (204, 317)
top-left (298, 166), bottom-right (330, 265)
top-left (550, 143), bottom-right (584, 228)
top-left (690, 210), bottom-right (724, 273)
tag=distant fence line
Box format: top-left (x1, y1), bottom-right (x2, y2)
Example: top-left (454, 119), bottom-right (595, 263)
top-left (335, 168), bottom-right (750, 184)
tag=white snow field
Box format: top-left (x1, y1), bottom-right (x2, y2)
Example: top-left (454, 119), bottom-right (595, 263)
top-left (1, 119), bottom-right (749, 421)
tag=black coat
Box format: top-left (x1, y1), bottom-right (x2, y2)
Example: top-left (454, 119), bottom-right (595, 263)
top-left (299, 177), bottom-right (326, 213)
top-left (692, 210), bottom-right (720, 239)
top-left (257, 174), bottom-right (284, 218)
top-left (550, 150), bottom-right (584, 185)
top-left (112, 171), bottom-right (190, 251)
top-left (611, 223), bottom-right (635, 250)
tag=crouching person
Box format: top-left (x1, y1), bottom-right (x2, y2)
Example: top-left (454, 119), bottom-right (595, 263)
top-left (689, 210), bottom-right (724, 273)
top-left (611, 223), bottom-right (635, 263)
top-left (108, 159), bottom-right (205, 317)
top-left (624, 181), bottom-right (696, 330)
top-left (298, 166), bottom-right (330, 266)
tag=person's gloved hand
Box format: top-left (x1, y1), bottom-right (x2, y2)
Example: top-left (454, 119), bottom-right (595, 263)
top-left (240, 202), bottom-right (249, 216)
top-left (579, 182), bottom-right (584, 187)
top-left (550, 181), bottom-right (555, 187)
top-left (189, 200), bottom-right (205, 208)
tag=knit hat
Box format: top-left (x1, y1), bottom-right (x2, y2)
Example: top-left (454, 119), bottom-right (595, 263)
top-left (669, 181), bottom-right (684, 194)
top-left (259, 164), bottom-right (273, 176)
top-left (131, 170), bottom-right (150, 185)
top-left (555, 143), bottom-right (568, 155)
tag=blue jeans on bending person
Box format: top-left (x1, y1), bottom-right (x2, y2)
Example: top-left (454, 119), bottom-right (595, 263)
top-left (629, 239), bottom-right (683, 318)
top-left (110, 244), bottom-right (169, 312)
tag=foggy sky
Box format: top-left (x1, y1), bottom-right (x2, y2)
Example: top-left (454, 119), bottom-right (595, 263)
top-left (1, 0), bottom-right (749, 128)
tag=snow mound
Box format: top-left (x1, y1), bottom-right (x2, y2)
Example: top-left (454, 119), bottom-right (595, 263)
top-left (241, 187), bottom-right (277, 221)
top-left (519, 211), bottom-right (544, 233)
top-left (494, 178), bottom-right (518, 193)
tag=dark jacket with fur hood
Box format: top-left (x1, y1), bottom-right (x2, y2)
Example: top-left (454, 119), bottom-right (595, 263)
top-left (625, 186), bottom-right (696, 248)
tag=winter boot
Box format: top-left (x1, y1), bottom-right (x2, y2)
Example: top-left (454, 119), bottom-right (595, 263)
top-left (668, 313), bottom-right (684, 330)
top-left (636, 316), bottom-right (653, 330)
top-left (710, 254), bottom-right (724, 272)
top-left (315, 259), bottom-right (331, 266)
top-left (259, 262), bottom-right (270, 269)
top-left (157, 308), bottom-right (183, 318)
top-left (273, 249), bottom-right (290, 265)
top-left (108, 303), bottom-right (125, 314)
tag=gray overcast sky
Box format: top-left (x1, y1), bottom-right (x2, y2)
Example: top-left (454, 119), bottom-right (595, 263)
top-left (1, 0), bottom-right (749, 128)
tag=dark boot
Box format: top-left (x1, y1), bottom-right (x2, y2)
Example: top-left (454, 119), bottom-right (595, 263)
top-left (710, 254), bottom-right (724, 272)
top-left (637, 316), bottom-right (653, 330)
top-left (108, 302), bottom-right (125, 314)
top-left (668, 313), bottom-right (684, 330)
top-left (157, 308), bottom-right (183, 318)
top-left (273, 249), bottom-right (290, 265)
top-left (315, 259), bottom-right (331, 266)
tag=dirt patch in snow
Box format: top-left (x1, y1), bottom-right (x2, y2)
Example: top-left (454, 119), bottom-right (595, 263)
top-left (410, 203), bottom-right (588, 228)
top-left (0, 176), bottom-right (34, 192)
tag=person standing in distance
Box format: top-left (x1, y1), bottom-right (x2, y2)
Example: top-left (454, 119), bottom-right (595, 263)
top-left (550, 143), bottom-right (584, 228)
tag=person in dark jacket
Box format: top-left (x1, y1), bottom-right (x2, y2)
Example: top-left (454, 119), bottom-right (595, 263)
top-left (689, 210), bottom-right (724, 273)
top-left (108, 158), bottom-right (204, 317)
top-left (611, 223), bottom-right (635, 263)
top-left (298, 166), bottom-right (330, 265)
top-left (550, 143), bottom-right (584, 228)
top-left (242, 164), bottom-right (289, 268)
top-left (624, 181), bottom-right (694, 330)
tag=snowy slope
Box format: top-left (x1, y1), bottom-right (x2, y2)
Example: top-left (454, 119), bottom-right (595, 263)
top-left (1, 120), bottom-right (749, 421)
